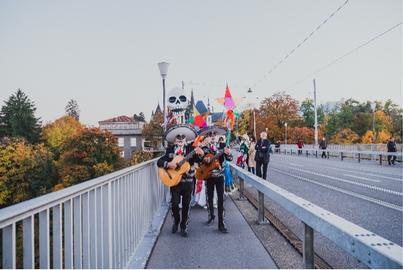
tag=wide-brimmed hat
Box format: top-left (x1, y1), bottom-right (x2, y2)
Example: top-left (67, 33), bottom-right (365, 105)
top-left (198, 125), bottom-right (227, 137)
top-left (164, 124), bottom-right (198, 143)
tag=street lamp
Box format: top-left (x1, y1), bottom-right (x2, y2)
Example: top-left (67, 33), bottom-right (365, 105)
top-left (371, 102), bottom-right (376, 144)
top-left (247, 88), bottom-right (257, 139)
top-left (284, 122), bottom-right (288, 145)
top-left (158, 62), bottom-right (169, 131)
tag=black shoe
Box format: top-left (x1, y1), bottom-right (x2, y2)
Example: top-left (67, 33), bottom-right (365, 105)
top-left (206, 215), bottom-right (215, 225)
top-left (180, 227), bottom-right (188, 237)
top-left (218, 223), bottom-right (228, 233)
top-left (172, 223), bottom-right (179, 234)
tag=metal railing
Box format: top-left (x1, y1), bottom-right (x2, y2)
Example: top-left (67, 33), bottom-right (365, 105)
top-left (231, 163), bottom-right (403, 269)
top-left (274, 146), bottom-right (402, 165)
top-left (0, 158), bottom-right (167, 269)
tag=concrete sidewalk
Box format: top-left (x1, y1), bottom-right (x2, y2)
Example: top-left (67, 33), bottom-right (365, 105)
top-left (146, 196), bottom-right (277, 269)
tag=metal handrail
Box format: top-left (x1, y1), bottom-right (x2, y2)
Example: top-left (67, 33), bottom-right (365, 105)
top-left (277, 146), bottom-right (402, 156)
top-left (231, 163), bottom-right (403, 268)
top-left (0, 158), bottom-right (167, 269)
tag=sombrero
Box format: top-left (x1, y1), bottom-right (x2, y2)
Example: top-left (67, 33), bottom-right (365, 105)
top-left (164, 124), bottom-right (198, 143)
top-left (198, 125), bottom-right (227, 137)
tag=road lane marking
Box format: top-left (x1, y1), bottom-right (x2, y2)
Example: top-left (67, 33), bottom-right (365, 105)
top-left (271, 168), bottom-right (403, 212)
top-left (343, 174), bottom-right (381, 183)
top-left (271, 159), bottom-right (403, 182)
top-left (271, 164), bottom-right (403, 197)
top-left (289, 163), bottom-right (304, 167)
top-left (272, 155), bottom-right (403, 179)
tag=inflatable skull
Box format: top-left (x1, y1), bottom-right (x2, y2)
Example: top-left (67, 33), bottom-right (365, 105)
top-left (167, 86), bottom-right (188, 111)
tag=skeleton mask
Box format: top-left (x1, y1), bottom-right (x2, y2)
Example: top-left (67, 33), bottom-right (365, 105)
top-left (167, 87), bottom-right (188, 115)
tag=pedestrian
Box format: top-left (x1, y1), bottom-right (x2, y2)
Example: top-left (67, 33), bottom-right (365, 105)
top-left (319, 137), bottom-right (327, 158)
top-left (255, 131), bottom-right (271, 180)
top-left (248, 136), bottom-right (256, 174)
top-left (297, 139), bottom-right (304, 155)
top-left (240, 136), bottom-right (249, 169)
top-left (387, 137), bottom-right (397, 165)
top-left (200, 131), bottom-right (233, 233)
top-left (157, 125), bottom-right (204, 237)
top-left (275, 140), bottom-right (281, 153)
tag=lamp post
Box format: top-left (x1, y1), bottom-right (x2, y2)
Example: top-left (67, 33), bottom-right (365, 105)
top-left (158, 62), bottom-right (169, 131)
top-left (285, 122), bottom-right (288, 145)
top-left (247, 88), bottom-right (257, 139)
top-left (371, 103), bottom-right (376, 144)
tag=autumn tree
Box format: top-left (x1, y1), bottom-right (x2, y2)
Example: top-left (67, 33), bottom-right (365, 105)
top-left (42, 115), bottom-right (83, 157)
top-left (0, 89), bottom-right (41, 143)
top-left (65, 99), bottom-right (80, 120)
top-left (0, 138), bottom-right (56, 207)
top-left (142, 111), bottom-right (163, 149)
top-left (255, 92), bottom-right (301, 141)
top-left (57, 128), bottom-right (125, 188)
top-left (330, 128), bottom-right (360, 144)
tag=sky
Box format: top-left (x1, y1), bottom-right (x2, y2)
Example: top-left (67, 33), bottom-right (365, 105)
top-left (0, 0), bottom-right (401, 126)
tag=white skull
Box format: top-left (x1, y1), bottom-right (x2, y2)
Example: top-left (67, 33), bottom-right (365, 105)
top-left (167, 87), bottom-right (188, 114)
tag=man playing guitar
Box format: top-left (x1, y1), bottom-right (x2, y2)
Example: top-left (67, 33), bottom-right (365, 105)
top-left (200, 131), bottom-right (232, 233)
top-left (157, 133), bottom-right (204, 237)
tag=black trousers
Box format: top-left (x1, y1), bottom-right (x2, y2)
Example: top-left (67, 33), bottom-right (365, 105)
top-left (388, 154), bottom-right (396, 164)
top-left (256, 160), bottom-right (268, 180)
top-left (321, 150), bottom-right (327, 158)
top-left (206, 176), bottom-right (225, 226)
top-left (170, 181), bottom-right (193, 229)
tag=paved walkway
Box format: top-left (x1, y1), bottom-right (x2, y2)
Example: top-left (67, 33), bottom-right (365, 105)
top-left (147, 196), bottom-right (277, 269)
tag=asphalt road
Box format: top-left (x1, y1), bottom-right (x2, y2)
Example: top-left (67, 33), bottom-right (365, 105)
top-left (242, 152), bottom-right (402, 268)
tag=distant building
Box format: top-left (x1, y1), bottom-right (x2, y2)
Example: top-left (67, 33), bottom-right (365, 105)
top-left (99, 115), bottom-right (144, 159)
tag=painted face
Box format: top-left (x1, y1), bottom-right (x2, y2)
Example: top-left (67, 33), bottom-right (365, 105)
top-left (174, 134), bottom-right (186, 147)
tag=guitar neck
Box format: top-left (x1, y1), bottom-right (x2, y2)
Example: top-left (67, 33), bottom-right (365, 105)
top-left (177, 149), bottom-right (195, 167)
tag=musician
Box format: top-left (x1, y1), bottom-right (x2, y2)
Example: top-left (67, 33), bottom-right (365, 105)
top-left (201, 131), bottom-right (233, 233)
top-left (157, 133), bottom-right (204, 237)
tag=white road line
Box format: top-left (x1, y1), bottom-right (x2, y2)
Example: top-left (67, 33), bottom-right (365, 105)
top-left (271, 168), bottom-right (403, 212)
top-left (273, 155), bottom-right (403, 178)
top-left (343, 174), bottom-right (380, 183)
top-left (271, 164), bottom-right (403, 197)
top-left (289, 163), bottom-right (304, 167)
top-left (271, 159), bottom-right (403, 182)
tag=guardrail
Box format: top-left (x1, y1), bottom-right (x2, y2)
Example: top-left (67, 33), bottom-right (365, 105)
top-left (274, 146), bottom-right (402, 165)
top-left (230, 163), bottom-right (403, 269)
top-left (0, 158), bottom-right (167, 269)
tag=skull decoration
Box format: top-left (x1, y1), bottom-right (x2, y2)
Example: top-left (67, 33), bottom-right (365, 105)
top-left (167, 87), bottom-right (188, 124)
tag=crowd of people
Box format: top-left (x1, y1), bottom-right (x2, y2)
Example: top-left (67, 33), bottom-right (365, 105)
top-left (158, 122), bottom-right (399, 239)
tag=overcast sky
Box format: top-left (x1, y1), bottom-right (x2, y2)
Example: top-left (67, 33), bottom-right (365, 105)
top-left (0, 0), bottom-right (401, 125)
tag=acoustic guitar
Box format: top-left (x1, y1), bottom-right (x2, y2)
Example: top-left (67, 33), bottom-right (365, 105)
top-left (195, 150), bottom-right (224, 180)
top-left (159, 136), bottom-right (204, 187)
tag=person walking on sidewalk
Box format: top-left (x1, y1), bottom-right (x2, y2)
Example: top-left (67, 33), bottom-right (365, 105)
top-left (319, 137), bottom-right (327, 158)
top-left (255, 131), bottom-right (271, 180)
top-left (387, 137), bottom-right (397, 165)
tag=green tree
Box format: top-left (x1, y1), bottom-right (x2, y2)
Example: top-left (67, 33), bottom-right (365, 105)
top-left (0, 89), bottom-right (41, 143)
top-left (300, 98), bottom-right (324, 128)
top-left (65, 99), bottom-right (80, 120)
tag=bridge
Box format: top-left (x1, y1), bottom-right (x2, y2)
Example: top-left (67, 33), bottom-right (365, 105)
top-left (0, 148), bottom-right (402, 269)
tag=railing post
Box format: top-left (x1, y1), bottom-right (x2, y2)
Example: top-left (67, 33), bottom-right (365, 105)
top-left (379, 154), bottom-right (382, 165)
top-left (257, 191), bottom-right (269, 224)
top-left (306, 150), bottom-right (308, 157)
top-left (358, 153), bottom-right (361, 163)
top-left (303, 223), bottom-right (314, 269)
top-left (341, 152), bottom-right (344, 161)
top-left (238, 177), bottom-right (246, 201)
top-left (327, 151), bottom-right (330, 159)
top-left (315, 150), bottom-right (318, 158)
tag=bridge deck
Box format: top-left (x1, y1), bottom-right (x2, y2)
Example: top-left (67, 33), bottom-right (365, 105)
top-left (147, 196), bottom-right (277, 269)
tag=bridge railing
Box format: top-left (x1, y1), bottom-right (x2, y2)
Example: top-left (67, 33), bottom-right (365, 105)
top-left (274, 146), bottom-right (402, 164)
top-left (0, 158), bottom-right (166, 269)
top-left (231, 163), bottom-right (403, 269)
